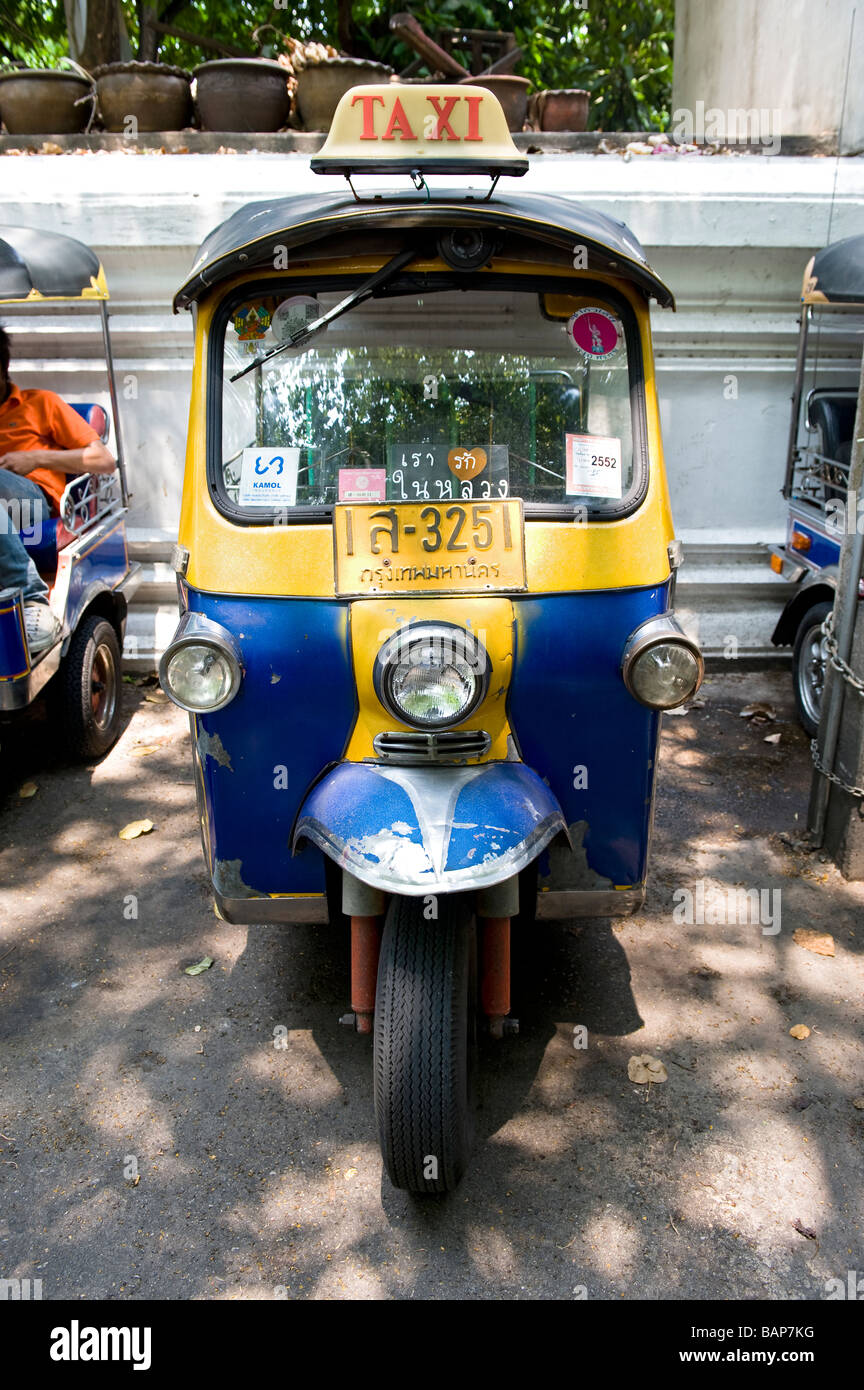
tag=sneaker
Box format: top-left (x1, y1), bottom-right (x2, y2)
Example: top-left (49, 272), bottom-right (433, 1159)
top-left (24, 602), bottom-right (61, 655)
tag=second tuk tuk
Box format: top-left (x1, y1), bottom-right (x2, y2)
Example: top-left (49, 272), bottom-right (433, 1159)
top-left (162, 85), bottom-right (702, 1191)
top-left (769, 233), bottom-right (864, 735)
top-left (0, 226), bottom-right (138, 759)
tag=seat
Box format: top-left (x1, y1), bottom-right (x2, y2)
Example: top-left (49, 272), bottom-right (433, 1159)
top-left (19, 401), bottom-right (111, 571)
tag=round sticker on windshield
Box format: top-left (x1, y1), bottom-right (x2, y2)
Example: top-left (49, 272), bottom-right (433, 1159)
top-left (567, 307), bottom-right (621, 359)
top-left (271, 295), bottom-right (321, 343)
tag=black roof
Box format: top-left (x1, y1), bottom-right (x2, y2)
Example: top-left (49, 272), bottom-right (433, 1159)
top-left (804, 233), bottom-right (864, 306)
top-left (0, 225), bottom-right (107, 303)
top-left (174, 189), bottom-right (674, 310)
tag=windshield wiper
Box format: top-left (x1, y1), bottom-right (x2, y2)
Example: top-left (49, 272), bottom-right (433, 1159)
top-left (230, 248), bottom-right (417, 383)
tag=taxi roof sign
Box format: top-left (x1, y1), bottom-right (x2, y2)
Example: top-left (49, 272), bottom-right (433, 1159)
top-left (311, 83), bottom-right (529, 178)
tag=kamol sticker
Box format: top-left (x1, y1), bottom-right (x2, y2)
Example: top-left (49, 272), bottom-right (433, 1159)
top-left (565, 434), bottom-right (622, 499)
top-left (239, 448), bottom-right (300, 506)
top-left (567, 307), bottom-right (621, 359)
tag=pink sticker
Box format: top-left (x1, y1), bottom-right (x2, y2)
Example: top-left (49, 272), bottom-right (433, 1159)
top-left (338, 468), bottom-right (386, 502)
top-left (568, 307), bottom-right (620, 358)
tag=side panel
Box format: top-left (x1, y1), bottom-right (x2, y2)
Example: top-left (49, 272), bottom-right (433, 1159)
top-left (509, 584), bottom-right (669, 889)
top-left (187, 590), bottom-right (356, 895)
top-left (60, 521), bottom-right (129, 632)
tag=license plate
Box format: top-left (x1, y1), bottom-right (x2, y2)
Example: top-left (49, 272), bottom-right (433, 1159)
top-left (333, 499), bottom-right (526, 597)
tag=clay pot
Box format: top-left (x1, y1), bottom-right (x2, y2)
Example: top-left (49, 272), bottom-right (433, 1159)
top-left (461, 75), bottom-right (530, 132)
top-left (0, 69), bottom-right (93, 135)
top-left (294, 57), bottom-right (394, 132)
top-left (194, 58), bottom-right (291, 133)
top-left (531, 88), bottom-right (590, 132)
top-left (93, 61), bottom-right (191, 133)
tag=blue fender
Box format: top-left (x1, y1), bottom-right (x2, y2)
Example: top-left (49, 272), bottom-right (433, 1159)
top-left (292, 761), bottom-right (568, 897)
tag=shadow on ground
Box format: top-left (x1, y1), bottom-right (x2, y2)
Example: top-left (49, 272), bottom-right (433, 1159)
top-left (0, 671), bottom-right (862, 1300)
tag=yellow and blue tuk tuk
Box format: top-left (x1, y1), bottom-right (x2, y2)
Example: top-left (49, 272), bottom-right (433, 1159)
top-left (163, 85), bottom-right (702, 1191)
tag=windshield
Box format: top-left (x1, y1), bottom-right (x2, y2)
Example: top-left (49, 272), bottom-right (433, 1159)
top-left (214, 281), bottom-right (645, 521)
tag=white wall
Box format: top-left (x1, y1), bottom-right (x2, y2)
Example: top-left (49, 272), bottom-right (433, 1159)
top-left (674, 0), bottom-right (864, 154)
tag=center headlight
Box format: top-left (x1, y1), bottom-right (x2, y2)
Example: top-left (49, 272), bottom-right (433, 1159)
top-left (374, 623), bottom-right (490, 729)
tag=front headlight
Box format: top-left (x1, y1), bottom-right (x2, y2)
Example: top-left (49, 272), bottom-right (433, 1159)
top-left (622, 615), bottom-right (703, 710)
top-left (159, 613), bottom-right (242, 713)
top-left (374, 623), bottom-right (490, 729)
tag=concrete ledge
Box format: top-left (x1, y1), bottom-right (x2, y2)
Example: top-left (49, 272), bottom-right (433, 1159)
top-left (0, 130), bottom-right (842, 156)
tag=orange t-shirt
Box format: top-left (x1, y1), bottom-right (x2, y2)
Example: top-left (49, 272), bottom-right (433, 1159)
top-left (0, 383), bottom-right (99, 512)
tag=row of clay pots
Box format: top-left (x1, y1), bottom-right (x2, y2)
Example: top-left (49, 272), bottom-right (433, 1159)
top-left (0, 57), bottom-right (394, 136)
top-left (0, 61), bottom-right (591, 137)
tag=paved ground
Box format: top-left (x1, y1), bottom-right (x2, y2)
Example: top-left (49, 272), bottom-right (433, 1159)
top-left (0, 669), bottom-right (862, 1301)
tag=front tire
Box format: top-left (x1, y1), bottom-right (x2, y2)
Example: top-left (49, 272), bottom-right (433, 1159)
top-left (373, 893), bottom-right (477, 1194)
top-left (793, 601), bottom-right (831, 739)
top-left (59, 614), bottom-right (122, 760)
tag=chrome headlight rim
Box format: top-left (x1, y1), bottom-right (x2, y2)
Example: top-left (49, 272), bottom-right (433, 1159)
top-left (621, 614), bottom-right (704, 711)
top-left (373, 621), bottom-right (491, 731)
top-left (159, 613), bottom-right (243, 714)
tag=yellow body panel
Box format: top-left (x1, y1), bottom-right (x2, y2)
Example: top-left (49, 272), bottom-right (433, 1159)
top-left (346, 596), bottom-right (515, 762)
top-left (179, 262), bottom-right (674, 596)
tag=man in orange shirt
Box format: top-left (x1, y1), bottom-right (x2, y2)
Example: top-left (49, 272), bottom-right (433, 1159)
top-left (0, 325), bottom-right (115, 652)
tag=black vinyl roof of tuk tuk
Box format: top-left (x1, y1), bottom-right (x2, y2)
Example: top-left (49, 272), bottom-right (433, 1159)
top-left (0, 225), bottom-right (109, 303)
top-left (802, 233), bottom-right (864, 306)
top-left (173, 190), bottom-right (674, 311)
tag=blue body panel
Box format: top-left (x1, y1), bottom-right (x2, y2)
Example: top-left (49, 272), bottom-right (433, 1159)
top-left (293, 759), bottom-right (567, 895)
top-left (786, 516), bottom-right (842, 571)
top-left (509, 585), bottom-right (669, 886)
top-left (63, 521), bottom-right (128, 633)
top-left (186, 582), bottom-right (669, 896)
top-left (0, 589), bottom-right (28, 680)
top-left (188, 592), bottom-right (356, 895)
top-left (0, 522), bottom-right (128, 686)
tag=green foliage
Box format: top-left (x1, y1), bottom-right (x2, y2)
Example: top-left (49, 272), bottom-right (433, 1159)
top-left (0, 1), bottom-right (69, 67)
top-left (0, 1), bottom-right (674, 129)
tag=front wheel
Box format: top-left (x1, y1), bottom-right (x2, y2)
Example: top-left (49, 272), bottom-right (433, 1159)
top-left (59, 614), bottom-right (123, 760)
top-left (373, 893), bottom-right (477, 1194)
top-left (793, 601), bottom-right (831, 739)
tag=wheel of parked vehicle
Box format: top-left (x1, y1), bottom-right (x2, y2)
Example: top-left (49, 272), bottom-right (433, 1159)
top-left (59, 614), bottom-right (122, 760)
top-left (374, 893), bottom-right (477, 1194)
top-left (793, 601), bottom-right (832, 740)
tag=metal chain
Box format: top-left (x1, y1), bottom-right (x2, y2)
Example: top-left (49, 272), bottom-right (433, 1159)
top-left (822, 609), bottom-right (864, 696)
top-left (810, 739), bottom-right (864, 798)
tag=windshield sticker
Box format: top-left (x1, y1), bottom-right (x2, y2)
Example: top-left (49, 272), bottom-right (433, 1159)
top-left (271, 296), bottom-right (321, 343)
top-left (565, 434), bottom-right (622, 499)
top-left (567, 307), bottom-right (621, 360)
top-left (386, 444), bottom-right (509, 502)
top-left (239, 447), bottom-right (300, 506)
top-left (339, 468), bottom-right (386, 502)
top-left (233, 303), bottom-right (272, 353)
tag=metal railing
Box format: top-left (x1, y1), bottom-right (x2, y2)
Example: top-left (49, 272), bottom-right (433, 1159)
top-left (59, 471), bottom-right (123, 536)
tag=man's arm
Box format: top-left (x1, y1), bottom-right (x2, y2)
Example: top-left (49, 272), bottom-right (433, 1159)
top-left (0, 440), bottom-right (115, 476)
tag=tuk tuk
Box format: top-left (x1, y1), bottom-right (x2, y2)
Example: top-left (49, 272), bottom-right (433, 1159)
top-left (769, 233), bottom-right (864, 735)
top-left (0, 226), bottom-right (138, 758)
top-left (163, 85), bottom-right (702, 1192)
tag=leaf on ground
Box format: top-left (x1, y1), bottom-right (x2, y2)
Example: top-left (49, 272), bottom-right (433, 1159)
top-left (118, 819), bottom-right (154, 840)
top-left (18, 782), bottom-right (37, 798)
top-left (144, 690), bottom-right (168, 703)
top-left (740, 702), bottom-right (776, 722)
top-left (789, 1023), bottom-right (811, 1040)
top-left (852, 1097), bottom-right (864, 1110)
top-left (628, 1054), bottom-right (668, 1083)
top-left (792, 1218), bottom-right (817, 1240)
top-left (793, 928), bottom-right (834, 957)
top-left (184, 956), bottom-right (214, 976)
top-left (131, 744), bottom-right (161, 757)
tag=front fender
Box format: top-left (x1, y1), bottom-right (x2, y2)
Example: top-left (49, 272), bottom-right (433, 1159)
top-left (292, 761), bottom-right (568, 897)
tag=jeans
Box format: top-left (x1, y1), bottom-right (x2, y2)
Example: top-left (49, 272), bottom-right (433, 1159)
top-left (0, 471), bottom-right (50, 601)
